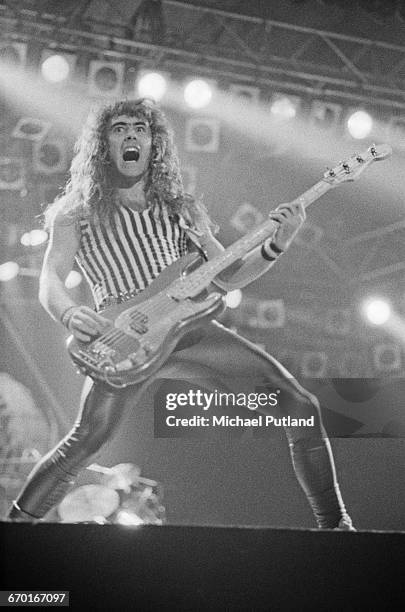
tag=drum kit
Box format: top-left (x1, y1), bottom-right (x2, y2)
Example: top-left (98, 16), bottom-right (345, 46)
top-left (57, 463), bottom-right (165, 525)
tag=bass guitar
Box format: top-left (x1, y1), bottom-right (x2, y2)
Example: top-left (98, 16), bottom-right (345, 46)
top-left (67, 144), bottom-right (391, 387)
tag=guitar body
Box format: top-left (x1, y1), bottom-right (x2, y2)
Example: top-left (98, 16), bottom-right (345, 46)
top-left (67, 253), bottom-right (226, 387)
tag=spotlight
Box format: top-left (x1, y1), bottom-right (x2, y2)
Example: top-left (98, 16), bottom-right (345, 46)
top-left (184, 79), bottom-right (213, 109)
top-left (224, 290), bottom-right (242, 309)
top-left (362, 298), bottom-right (391, 325)
top-left (0, 261), bottom-right (20, 282)
top-left (184, 118), bottom-right (220, 152)
top-left (256, 299), bottom-right (286, 329)
top-left (373, 343), bottom-right (402, 373)
top-left (20, 232), bottom-right (31, 247)
top-left (41, 52), bottom-right (74, 83)
top-left (33, 138), bottom-right (68, 175)
top-left (301, 351), bottom-right (328, 377)
top-left (12, 117), bottom-right (51, 142)
top-left (65, 270), bottom-right (83, 289)
top-left (136, 71), bottom-right (167, 101)
top-left (88, 60), bottom-right (125, 98)
top-left (346, 110), bottom-right (373, 139)
top-left (22, 229), bottom-right (48, 247)
top-left (270, 94), bottom-right (300, 120)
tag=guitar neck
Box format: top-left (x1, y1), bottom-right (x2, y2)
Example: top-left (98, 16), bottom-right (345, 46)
top-left (170, 176), bottom-right (335, 299)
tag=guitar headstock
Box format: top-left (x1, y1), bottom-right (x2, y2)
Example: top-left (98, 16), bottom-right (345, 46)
top-left (323, 144), bottom-right (392, 185)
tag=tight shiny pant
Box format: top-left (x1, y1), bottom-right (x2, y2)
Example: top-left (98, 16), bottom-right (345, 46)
top-left (10, 321), bottom-right (349, 528)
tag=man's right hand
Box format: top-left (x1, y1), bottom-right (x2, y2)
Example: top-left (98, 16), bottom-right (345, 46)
top-left (66, 306), bottom-right (112, 343)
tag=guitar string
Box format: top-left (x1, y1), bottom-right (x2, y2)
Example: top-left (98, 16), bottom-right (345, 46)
top-left (90, 293), bottom-right (175, 350)
top-left (75, 155), bottom-right (376, 363)
top-left (94, 288), bottom-right (202, 353)
top-left (84, 210), bottom-right (305, 351)
top-left (88, 255), bottom-right (225, 349)
top-left (83, 179), bottom-right (344, 352)
top-left (85, 221), bottom-right (295, 351)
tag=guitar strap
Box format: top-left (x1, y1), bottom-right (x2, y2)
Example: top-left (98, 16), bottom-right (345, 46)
top-left (177, 214), bottom-right (209, 261)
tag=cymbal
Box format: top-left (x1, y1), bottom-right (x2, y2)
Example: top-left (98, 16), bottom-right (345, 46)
top-left (58, 485), bottom-right (120, 522)
top-left (100, 463), bottom-right (142, 491)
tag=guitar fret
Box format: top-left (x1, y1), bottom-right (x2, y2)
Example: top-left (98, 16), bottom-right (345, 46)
top-left (168, 145), bottom-right (391, 300)
top-left (69, 144), bottom-right (392, 385)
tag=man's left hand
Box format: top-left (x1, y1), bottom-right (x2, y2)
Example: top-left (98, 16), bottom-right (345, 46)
top-left (269, 202), bottom-right (306, 253)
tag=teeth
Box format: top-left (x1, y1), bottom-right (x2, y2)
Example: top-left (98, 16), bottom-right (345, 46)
top-left (122, 147), bottom-right (140, 162)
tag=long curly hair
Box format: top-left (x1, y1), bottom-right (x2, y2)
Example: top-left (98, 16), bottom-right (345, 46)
top-left (44, 98), bottom-right (215, 232)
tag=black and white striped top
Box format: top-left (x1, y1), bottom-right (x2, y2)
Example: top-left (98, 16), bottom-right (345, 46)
top-left (75, 206), bottom-right (188, 311)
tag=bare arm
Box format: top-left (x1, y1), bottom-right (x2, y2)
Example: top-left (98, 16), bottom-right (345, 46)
top-left (39, 213), bottom-right (110, 342)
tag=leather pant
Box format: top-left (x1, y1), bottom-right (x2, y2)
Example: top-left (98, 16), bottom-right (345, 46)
top-left (9, 322), bottom-right (350, 528)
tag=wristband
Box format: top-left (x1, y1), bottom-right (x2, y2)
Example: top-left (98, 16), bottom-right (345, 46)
top-left (261, 240), bottom-right (283, 262)
top-left (269, 241), bottom-right (284, 255)
top-left (60, 305), bottom-right (78, 329)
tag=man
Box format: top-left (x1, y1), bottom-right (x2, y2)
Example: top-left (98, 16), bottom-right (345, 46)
top-left (8, 98), bottom-right (354, 529)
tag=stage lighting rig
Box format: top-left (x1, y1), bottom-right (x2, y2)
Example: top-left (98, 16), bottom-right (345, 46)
top-left (128, 0), bottom-right (166, 43)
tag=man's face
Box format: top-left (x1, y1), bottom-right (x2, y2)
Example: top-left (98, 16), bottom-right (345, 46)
top-left (107, 114), bottom-right (152, 177)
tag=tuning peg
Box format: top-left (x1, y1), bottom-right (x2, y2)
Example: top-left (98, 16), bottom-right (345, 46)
top-left (325, 167), bottom-right (335, 177)
top-left (342, 162), bottom-right (350, 173)
top-left (355, 155), bottom-right (364, 163)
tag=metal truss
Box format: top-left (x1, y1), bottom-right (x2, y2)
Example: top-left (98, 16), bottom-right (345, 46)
top-left (1, 0), bottom-right (405, 290)
top-left (0, 0), bottom-right (405, 110)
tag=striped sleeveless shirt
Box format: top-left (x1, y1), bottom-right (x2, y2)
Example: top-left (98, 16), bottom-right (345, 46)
top-left (75, 205), bottom-right (188, 311)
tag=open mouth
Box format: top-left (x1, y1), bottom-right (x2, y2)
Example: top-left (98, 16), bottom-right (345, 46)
top-left (122, 147), bottom-right (140, 162)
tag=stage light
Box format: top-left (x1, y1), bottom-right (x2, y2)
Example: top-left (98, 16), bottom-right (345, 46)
top-left (256, 299), bottom-right (286, 329)
top-left (30, 229), bottom-right (49, 247)
top-left (346, 110), bottom-right (373, 139)
top-left (88, 60), bottom-right (125, 98)
top-left (33, 137), bottom-right (68, 175)
top-left (301, 351), bottom-right (328, 377)
top-left (362, 298), bottom-right (391, 325)
top-left (270, 94), bottom-right (300, 120)
top-left (184, 118), bottom-right (220, 152)
top-left (65, 270), bottom-right (83, 289)
top-left (12, 117), bottom-right (51, 142)
top-left (184, 79), bottom-right (213, 109)
top-left (0, 261), bottom-right (20, 282)
top-left (136, 71), bottom-right (167, 101)
top-left (225, 290), bottom-right (242, 309)
top-left (20, 232), bottom-right (31, 247)
top-left (373, 343), bottom-right (402, 373)
top-left (41, 54), bottom-right (71, 83)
